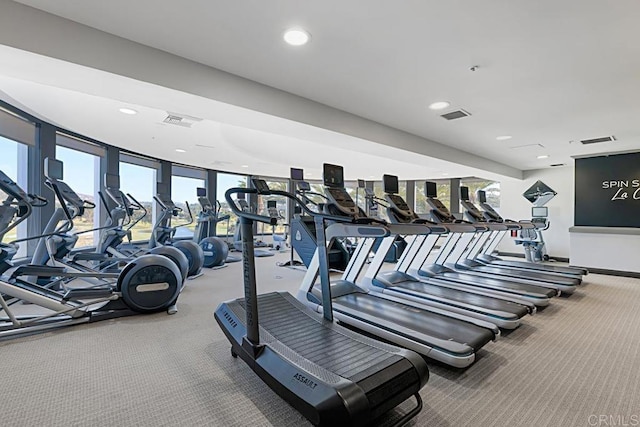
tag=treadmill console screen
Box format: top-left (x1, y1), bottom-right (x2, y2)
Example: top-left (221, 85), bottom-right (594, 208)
top-left (388, 194), bottom-right (410, 213)
top-left (197, 187), bottom-right (206, 197)
top-left (45, 158), bottom-right (64, 181)
top-left (383, 174), bottom-right (399, 194)
top-left (290, 167), bottom-right (304, 181)
top-left (357, 179), bottom-right (365, 188)
top-left (326, 187), bottom-right (358, 215)
top-left (323, 163), bottom-right (344, 188)
top-left (460, 186), bottom-right (470, 202)
top-left (425, 181), bottom-right (437, 198)
top-left (252, 179), bottom-right (270, 193)
top-left (477, 190), bottom-right (487, 203)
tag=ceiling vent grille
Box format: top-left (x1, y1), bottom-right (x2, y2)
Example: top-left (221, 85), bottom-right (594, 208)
top-left (580, 136), bottom-right (615, 145)
top-left (550, 163), bottom-right (566, 167)
top-left (441, 109), bottom-right (471, 120)
top-left (162, 112), bottom-right (203, 128)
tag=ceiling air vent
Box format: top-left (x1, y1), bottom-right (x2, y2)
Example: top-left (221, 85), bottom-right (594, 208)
top-left (580, 136), bottom-right (615, 145)
top-left (162, 112), bottom-right (203, 128)
top-left (550, 163), bottom-right (566, 167)
top-left (441, 109), bottom-right (471, 120)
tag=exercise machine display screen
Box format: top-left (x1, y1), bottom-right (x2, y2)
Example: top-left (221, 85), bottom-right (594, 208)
top-left (45, 158), bottom-right (64, 180)
top-left (267, 200), bottom-right (277, 208)
top-left (532, 206), bottom-right (548, 217)
top-left (460, 186), bottom-right (470, 201)
top-left (323, 163), bottom-right (344, 188)
top-left (104, 173), bottom-right (120, 189)
top-left (290, 167), bottom-right (304, 181)
top-left (157, 182), bottom-right (170, 197)
top-left (252, 179), bottom-right (270, 193)
top-left (357, 179), bottom-right (365, 188)
top-left (425, 181), bottom-right (437, 198)
top-left (383, 174), bottom-right (399, 194)
top-left (388, 194), bottom-right (410, 213)
top-left (297, 181), bottom-right (311, 192)
top-left (197, 187), bottom-right (206, 197)
top-left (477, 190), bottom-right (487, 203)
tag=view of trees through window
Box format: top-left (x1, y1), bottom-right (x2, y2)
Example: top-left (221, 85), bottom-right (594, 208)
top-left (118, 162), bottom-right (157, 242)
top-left (171, 175), bottom-right (205, 238)
top-left (216, 173), bottom-right (248, 237)
top-left (55, 145), bottom-right (100, 247)
top-left (0, 136), bottom-right (28, 257)
top-left (414, 180), bottom-right (450, 214)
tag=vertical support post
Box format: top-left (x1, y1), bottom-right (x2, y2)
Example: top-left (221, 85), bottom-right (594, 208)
top-left (240, 216), bottom-right (260, 345)
top-left (450, 178), bottom-right (461, 216)
top-left (406, 180), bottom-right (415, 212)
top-left (314, 216), bottom-right (333, 321)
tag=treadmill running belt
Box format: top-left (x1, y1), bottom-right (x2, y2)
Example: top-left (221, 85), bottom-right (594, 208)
top-left (334, 293), bottom-right (494, 351)
top-left (396, 280), bottom-right (529, 317)
top-left (233, 293), bottom-right (403, 378)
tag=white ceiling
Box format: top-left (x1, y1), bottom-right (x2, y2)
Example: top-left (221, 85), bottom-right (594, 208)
top-left (4, 0), bottom-right (640, 176)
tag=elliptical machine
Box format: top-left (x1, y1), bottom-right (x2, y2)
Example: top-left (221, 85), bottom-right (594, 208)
top-left (95, 173), bottom-right (190, 282)
top-left (149, 184), bottom-right (204, 278)
top-left (192, 187), bottom-right (231, 268)
top-left (0, 166), bottom-right (182, 339)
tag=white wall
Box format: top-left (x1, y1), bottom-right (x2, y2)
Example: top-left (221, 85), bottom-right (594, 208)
top-left (497, 165), bottom-right (574, 259)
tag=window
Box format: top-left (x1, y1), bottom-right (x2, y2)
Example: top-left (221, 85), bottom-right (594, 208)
top-left (170, 174), bottom-right (205, 239)
top-left (257, 179), bottom-right (288, 234)
top-left (119, 161), bottom-right (157, 242)
top-left (414, 179), bottom-right (450, 214)
top-left (216, 173), bottom-right (248, 236)
top-left (55, 144), bottom-right (102, 248)
top-left (0, 136), bottom-right (29, 257)
top-left (460, 178), bottom-right (501, 210)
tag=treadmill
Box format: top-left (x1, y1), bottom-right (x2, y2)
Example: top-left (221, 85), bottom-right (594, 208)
top-left (452, 186), bottom-right (580, 291)
top-left (407, 182), bottom-right (558, 306)
top-left (297, 164), bottom-right (498, 369)
top-left (474, 190), bottom-right (588, 277)
top-left (215, 179), bottom-right (427, 426)
top-left (358, 174), bottom-right (532, 330)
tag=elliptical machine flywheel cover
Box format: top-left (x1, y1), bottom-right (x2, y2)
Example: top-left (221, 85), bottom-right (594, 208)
top-left (148, 246), bottom-right (189, 285)
top-left (173, 240), bottom-right (204, 277)
top-left (199, 237), bottom-right (229, 268)
top-left (117, 254), bottom-right (181, 313)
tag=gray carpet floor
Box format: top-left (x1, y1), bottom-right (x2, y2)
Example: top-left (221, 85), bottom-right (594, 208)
top-left (1, 252), bottom-right (639, 427)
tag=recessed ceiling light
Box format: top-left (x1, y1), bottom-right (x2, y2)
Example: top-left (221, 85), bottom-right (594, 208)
top-left (496, 135), bottom-right (512, 141)
top-left (283, 28), bottom-right (310, 46)
top-left (119, 108), bottom-right (137, 115)
top-left (428, 101), bottom-right (450, 111)
top-left (175, 149), bottom-right (186, 153)
top-left (537, 155), bottom-right (549, 159)
top-left (241, 165), bottom-right (249, 168)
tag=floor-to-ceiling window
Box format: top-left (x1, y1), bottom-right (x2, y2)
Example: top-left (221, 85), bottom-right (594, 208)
top-left (119, 155), bottom-right (159, 242)
top-left (171, 166), bottom-right (205, 239)
top-left (415, 179), bottom-right (450, 214)
top-left (0, 137), bottom-right (30, 257)
top-left (216, 172), bottom-right (248, 237)
top-left (55, 134), bottom-right (104, 248)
